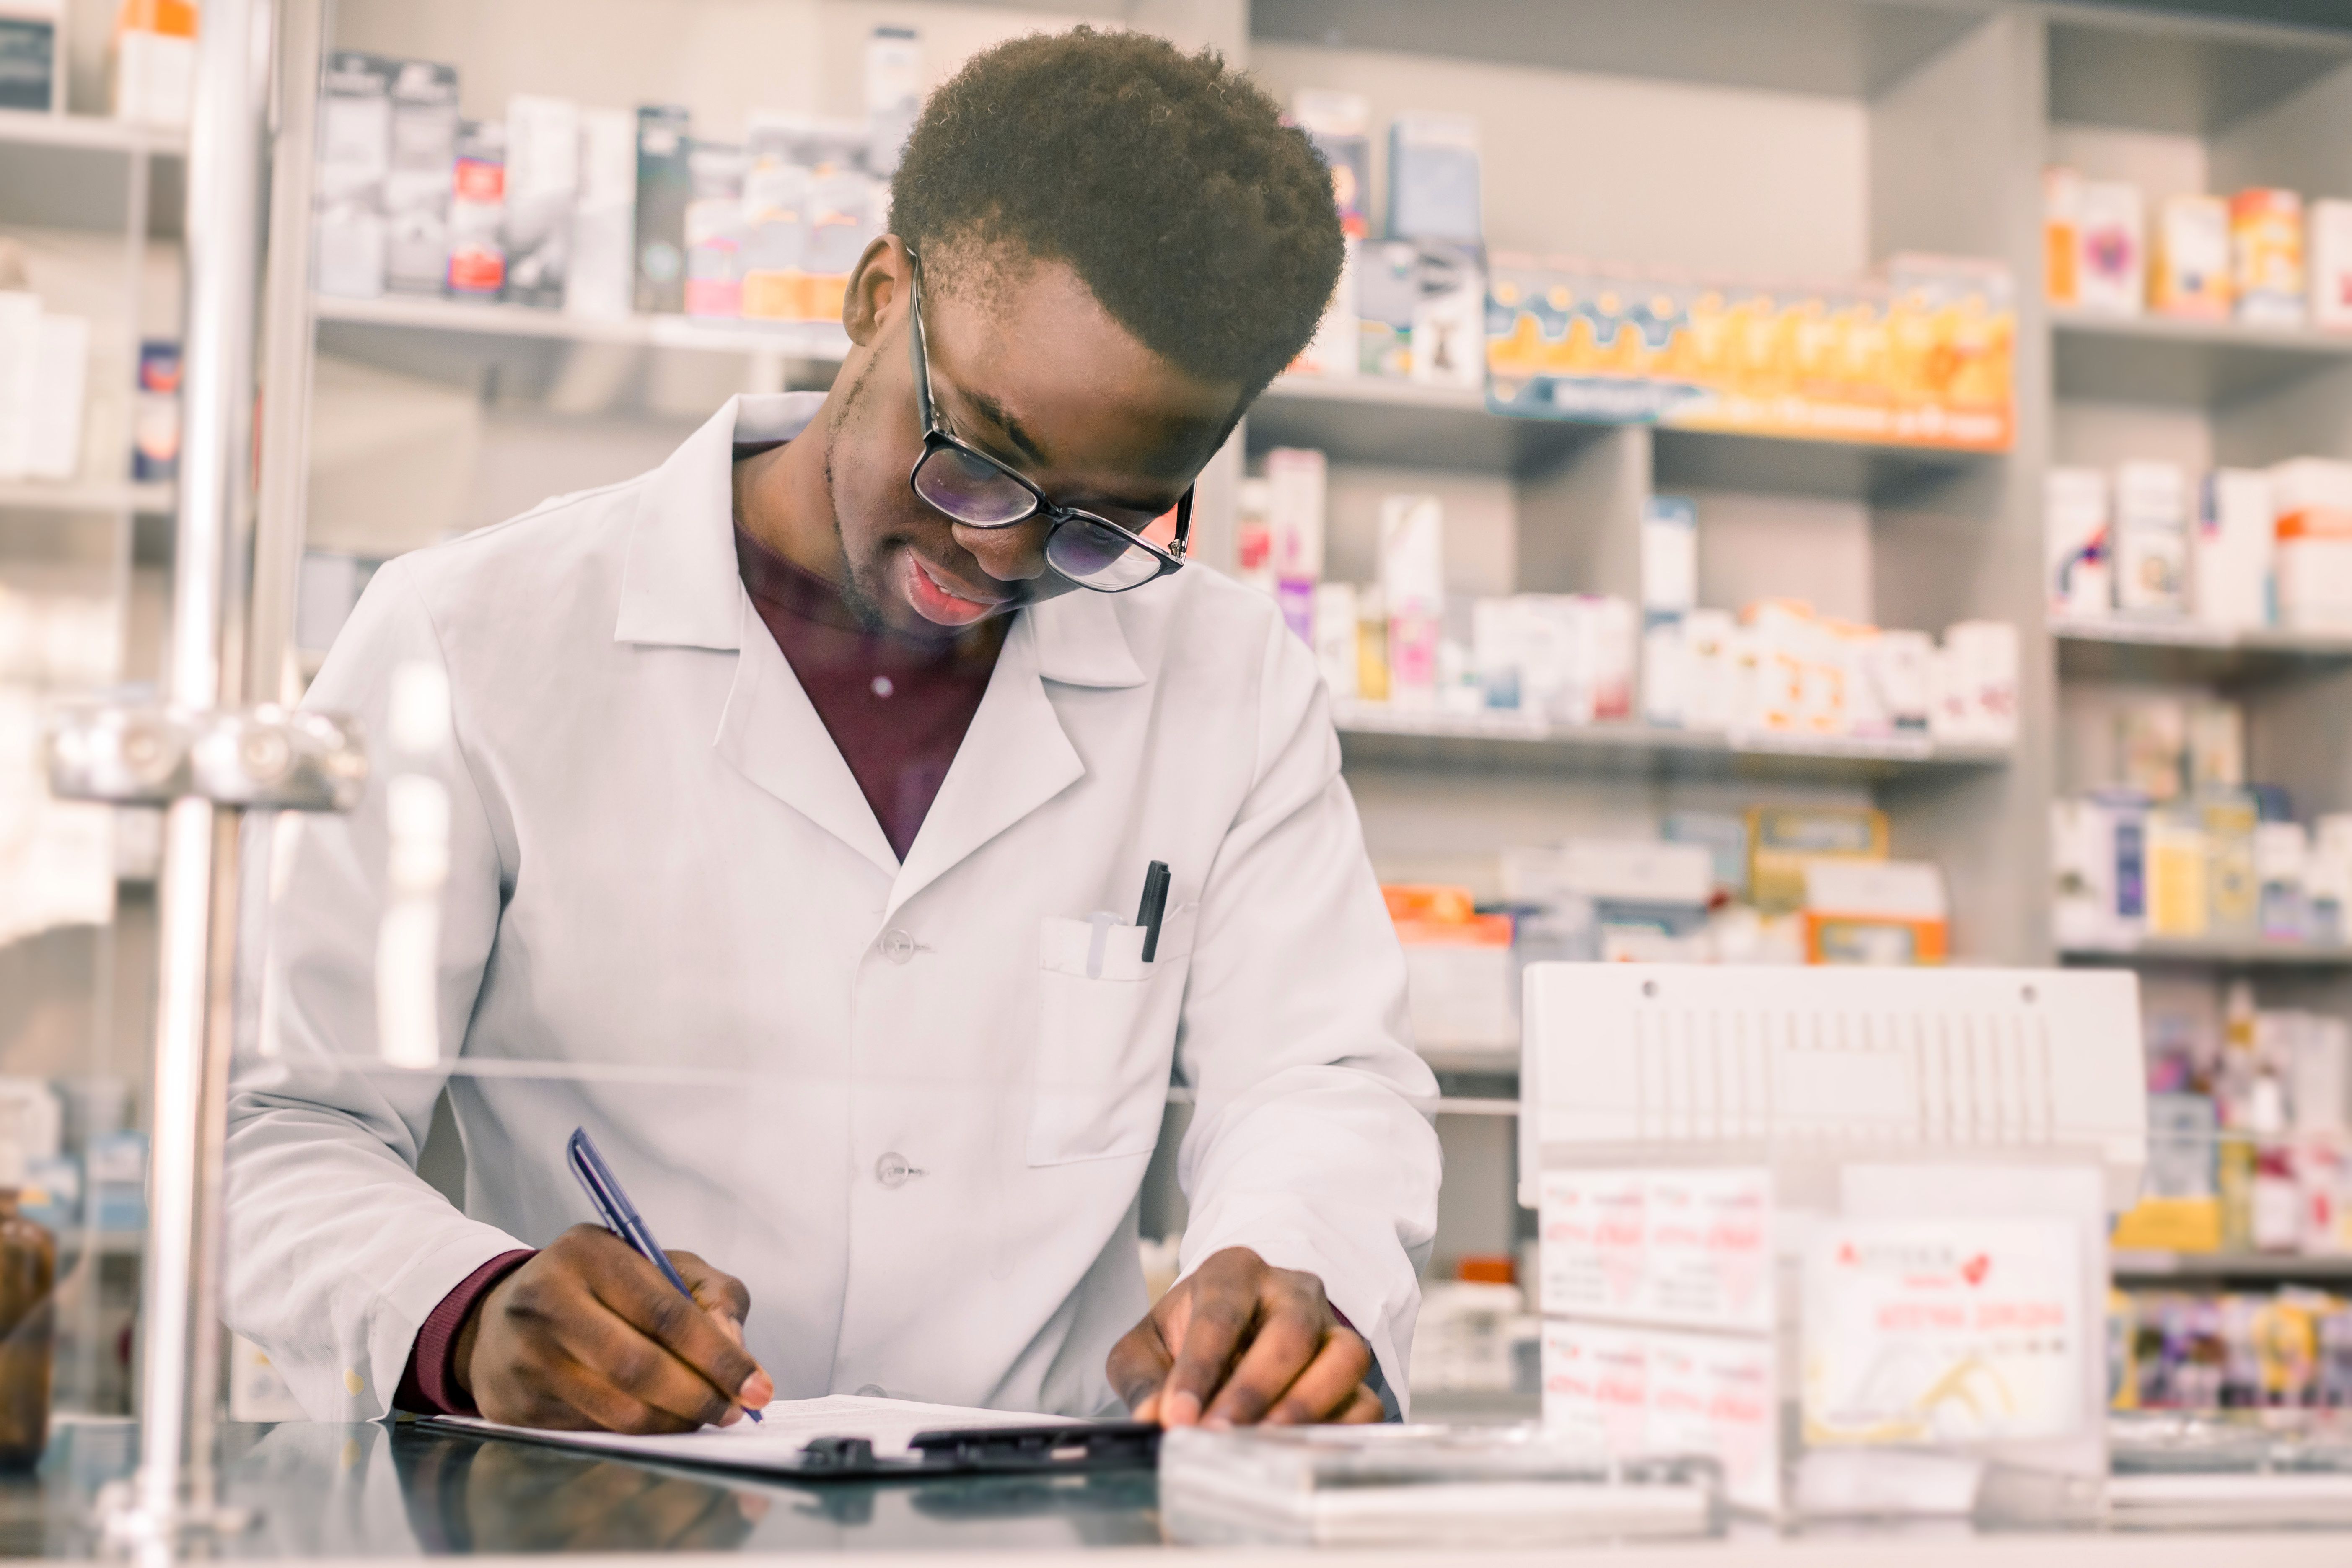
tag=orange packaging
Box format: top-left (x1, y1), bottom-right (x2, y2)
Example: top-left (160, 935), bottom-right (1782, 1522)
top-left (1803, 912), bottom-right (1948, 965)
top-left (2043, 166), bottom-right (2081, 306)
top-left (2231, 187), bottom-right (2305, 326)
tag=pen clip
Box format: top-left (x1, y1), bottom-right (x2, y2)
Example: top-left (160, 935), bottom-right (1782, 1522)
top-left (1136, 861), bottom-right (1171, 964)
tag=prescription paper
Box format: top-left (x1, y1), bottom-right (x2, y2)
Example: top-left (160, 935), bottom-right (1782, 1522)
top-left (431, 1393), bottom-right (1064, 1472)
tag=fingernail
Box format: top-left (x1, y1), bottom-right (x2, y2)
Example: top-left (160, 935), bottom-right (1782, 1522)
top-left (1164, 1391), bottom-right (1200, 1427)
top-left (743, 1371), bottom-right (774, 1408)
top-left (718, 1404), bottom-right (744, 1427)
top-left (1202, 1413), bottom-right (1232, 1431)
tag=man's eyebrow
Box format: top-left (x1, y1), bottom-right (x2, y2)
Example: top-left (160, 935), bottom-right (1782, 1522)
top-left (958, 388), bottom-right (1051, 468)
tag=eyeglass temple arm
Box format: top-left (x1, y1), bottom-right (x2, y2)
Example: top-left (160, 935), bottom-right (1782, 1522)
top-left (903, 247), bottom-right (934, 417)
top-left (1171, 488), bottom-right (1192, 560)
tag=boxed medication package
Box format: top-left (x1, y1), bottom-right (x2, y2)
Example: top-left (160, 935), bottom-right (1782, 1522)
top-left (384, 61), bottom-right (461, 297)
top-left (2311, 197), bottom-right (2352, 331)
top-left (2232, 187), bottom-right (2305, 327)
top-left (2113, 460), bottom-right (2188, 615)
top-left (566, 109), bottom-right (638, 320)
top-left (446, 119), bottom-right (508, 301)
top-left (2076, 181), bottom-right (2144, 315)
top-left (313, 52), bottom-right (395, 300)
top-left (2148, 194), bottom-right (2230, 318)
top-left (2196, 469), bottom-right (2274, 631)
top-left (1386, 111), bottom-right (1480, 245)
top-left (2044, 467), bottom-right (2109, 618)
top-left (2271, 457), bottom-right (2352, 630)
top-left (0, 0), bottom-right (58, 113)
top-left (503, 95), bottom-right (579, 308)
top-left (632, 106), bottom-right (694, 314)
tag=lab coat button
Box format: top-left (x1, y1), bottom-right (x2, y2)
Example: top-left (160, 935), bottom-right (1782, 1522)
top-left (879, 928), bottom-right (917, 964)
top-left (875, 1152), bottom-right (921, 1188)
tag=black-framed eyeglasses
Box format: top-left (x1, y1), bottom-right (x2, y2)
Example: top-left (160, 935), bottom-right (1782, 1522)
top-left (904, 249), bottom-right (1190, 594)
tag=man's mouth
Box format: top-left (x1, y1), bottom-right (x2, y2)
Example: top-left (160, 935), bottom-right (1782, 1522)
top-left (900, 550), bottom-right (1011, 627)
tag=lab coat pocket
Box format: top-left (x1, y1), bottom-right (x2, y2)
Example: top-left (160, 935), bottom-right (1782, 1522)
top-left (1028, 908), bottom-right (1194, 1166)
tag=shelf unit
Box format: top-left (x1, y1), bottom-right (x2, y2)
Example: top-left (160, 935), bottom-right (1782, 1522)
top-left (0, 91), bottom-right (188, 1419)
top-left (2063, 938), bottom-right (2352, 968)
top-left (2112, 1249), bottom-right (2352, 1284)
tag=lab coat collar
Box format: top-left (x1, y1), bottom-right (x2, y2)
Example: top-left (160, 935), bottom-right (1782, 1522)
top-left (888, 609), bottom-right (1084, 915)
top-left (614, 392), bottom-right (825, 651)
top-left (1027, 590), bottom-right (1147, 689)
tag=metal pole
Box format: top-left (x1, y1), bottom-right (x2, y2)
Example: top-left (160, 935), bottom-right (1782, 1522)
top-left (250, 0), bottom-right (325, 710)
top-left (122, 0), bottom-right (272, 1540)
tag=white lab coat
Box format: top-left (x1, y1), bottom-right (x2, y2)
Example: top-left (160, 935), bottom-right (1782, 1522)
top-left (225, 393), bottom-right (1440, 1423)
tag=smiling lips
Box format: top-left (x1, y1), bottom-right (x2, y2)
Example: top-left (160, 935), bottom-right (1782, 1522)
top-left (901, 549), bottom-right (1010, 627)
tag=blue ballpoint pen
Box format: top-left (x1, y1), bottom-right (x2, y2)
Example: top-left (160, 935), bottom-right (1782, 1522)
top-left (567, 1126), bottom-right (762, 1423)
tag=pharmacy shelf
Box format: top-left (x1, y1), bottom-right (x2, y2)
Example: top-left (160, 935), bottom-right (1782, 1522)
top-left (0, 479), bottom-right (174, 516)
top-left (0, 109), bottom-right (184, 157)
top-left (2051, 308), bottom-right (2352, 405)
top-left (1333, 701), bottom-right (2011, 783)
top-left (2054, 618), bottom-right (2352, 684)
top-left (311, 291), bottom-right (854, 359)
top-left (2111, 1249), bottom-right (2352, 1284)
top-left (2062, 937), bottom-right (2352, 969)
top-left (1252, 374), bottom-right (1999, 494)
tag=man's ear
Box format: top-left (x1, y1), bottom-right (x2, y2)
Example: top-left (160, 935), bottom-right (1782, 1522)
top-left (842, 237), bottom-right (909, 349)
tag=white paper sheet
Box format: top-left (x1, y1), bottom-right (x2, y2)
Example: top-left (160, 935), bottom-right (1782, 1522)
top-left (429, 1393), bottom-right (1068, 1472)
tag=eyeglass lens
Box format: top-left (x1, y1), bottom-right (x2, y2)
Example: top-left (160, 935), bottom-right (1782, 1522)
top-left (911, 446), bottom-right (1037, 528)
top-left (1046, 516), bottom-right (1163, 591)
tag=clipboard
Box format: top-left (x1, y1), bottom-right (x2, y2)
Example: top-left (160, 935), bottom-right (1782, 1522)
top-left (421, 1413), bottom-right (1163, 1482)
top-left (794, 1420), bottom-right (1161, 1479)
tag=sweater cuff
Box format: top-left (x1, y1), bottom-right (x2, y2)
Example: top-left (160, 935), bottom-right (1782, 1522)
top-left (393, 1249), bottom-right (535, 1416)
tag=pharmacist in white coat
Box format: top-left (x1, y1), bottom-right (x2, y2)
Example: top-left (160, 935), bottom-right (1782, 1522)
top-left (226, 31), bottom-right (1440, 1436)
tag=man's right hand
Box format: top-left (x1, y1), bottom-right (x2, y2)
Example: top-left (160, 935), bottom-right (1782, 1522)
top-left (455, 1223), bottom-right (774, 1432)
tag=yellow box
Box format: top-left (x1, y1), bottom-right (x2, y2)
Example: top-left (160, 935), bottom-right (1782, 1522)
top-left (1747, 805), bottom-right (1888, 915)
top-left (2110, 1195), bottom-right (2222, 1253)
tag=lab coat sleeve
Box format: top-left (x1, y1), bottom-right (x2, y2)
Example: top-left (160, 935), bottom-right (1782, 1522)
top-left (1171, 611), bottom-right (1442, 1410)
top-left (223, 557), bottom-right (526, 1420)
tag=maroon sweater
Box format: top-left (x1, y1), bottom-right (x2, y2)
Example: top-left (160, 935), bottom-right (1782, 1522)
top-left (393, 520), bottom-right (1001, 1415)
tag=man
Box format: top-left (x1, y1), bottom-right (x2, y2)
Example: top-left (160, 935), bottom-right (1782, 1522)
top-left (228, 28), bottom-right (1440, 1433)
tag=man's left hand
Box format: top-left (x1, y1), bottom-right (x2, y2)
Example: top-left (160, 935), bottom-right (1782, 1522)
top-left (1108, 1247), bottom-right (1382, 1427)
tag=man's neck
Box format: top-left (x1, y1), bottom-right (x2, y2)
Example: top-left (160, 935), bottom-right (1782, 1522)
top-left (732, 430), bottom-right (844, 585)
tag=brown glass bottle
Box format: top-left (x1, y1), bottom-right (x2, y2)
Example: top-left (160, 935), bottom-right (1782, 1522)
top-left (0, 1191), bottom-right (55, 1470)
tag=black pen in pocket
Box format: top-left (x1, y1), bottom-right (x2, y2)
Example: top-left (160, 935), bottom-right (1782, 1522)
top-left (1135, 861), bottom-right (1171, 962)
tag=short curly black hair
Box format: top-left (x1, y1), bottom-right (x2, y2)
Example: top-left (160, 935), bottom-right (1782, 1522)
top-left (888, 27), bottom-right (1343, 398)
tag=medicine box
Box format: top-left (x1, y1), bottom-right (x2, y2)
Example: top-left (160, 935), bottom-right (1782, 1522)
top-left (2045, 467), bottom-right (2109, 618)
top-left (1746, 805), bottom-right (1886, 915)
top-left (2042, 166), bottom-right (2081, 307)
top-left (446, 118), bottom-right (508, 301)
top-left (2076, 181), bottom-right (2144, 315)
top-left (2196, 469), bottom-right (2274, 632)
top-left (1387, 111), bottom-right (1481, 245)
top-left (683, 139), bottom-right (749, 319)
top-left (1378, 494), bottom-right (1444, 615)
top-left (2149, 194), bottom-right (2230, 318)
top-left (1641, 496), bottom-right (1697, 614)
top-left (2113, 461), bottom-right (2188, 615)
top-left (383, 60), bottom-right (459, 297)
top-left (2271, 457), bottom-right (2352, 631)
top-left (1293, 89), bottom-right (1371, 239)
top-left (2232, 187), bottom-right (2305, 327)
top-left (313, 52), bottom-right (395, 300)
top-left (633, 106), bottom-right (694, 314)
top-left (503, 95), bottom-right (579, 308)
top-left (2312, 198), bottom-right (2352, 331)
top-left (567, 109), bottom-right (638, 320)
top-left (1264, 448), bottom-right (1327, 583)
top-left (0, 1), bottom-right (58, 114)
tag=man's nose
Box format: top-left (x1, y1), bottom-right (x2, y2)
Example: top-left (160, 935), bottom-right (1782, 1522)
top-left (953, 518), bottom-right (1051, 583)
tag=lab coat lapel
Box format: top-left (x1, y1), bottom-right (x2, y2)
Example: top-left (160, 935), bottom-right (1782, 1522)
top-left (886, 592), bottom-right (1145, 917)
top-left (616, 390), bottom-right (898, 875)
top-left (713, 592), bottom-right (901, 876)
